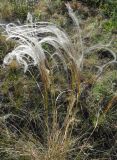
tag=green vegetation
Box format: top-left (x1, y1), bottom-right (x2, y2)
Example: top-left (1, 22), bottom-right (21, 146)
top-left (0, 0), bottom-right (117, 160)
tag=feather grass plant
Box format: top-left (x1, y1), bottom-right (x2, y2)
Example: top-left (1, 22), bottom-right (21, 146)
top-left (0, 2), bottom-right (117, 160)
top-left (1, 0), bottom-right (117, 135)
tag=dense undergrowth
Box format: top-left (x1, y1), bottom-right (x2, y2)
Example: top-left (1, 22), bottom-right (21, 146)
top-left (0, 1), bottom-right (117, 160)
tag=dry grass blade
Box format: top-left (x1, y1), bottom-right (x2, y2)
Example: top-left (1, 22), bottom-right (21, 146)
top-left (104, 95), bottom-right (117, 113)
